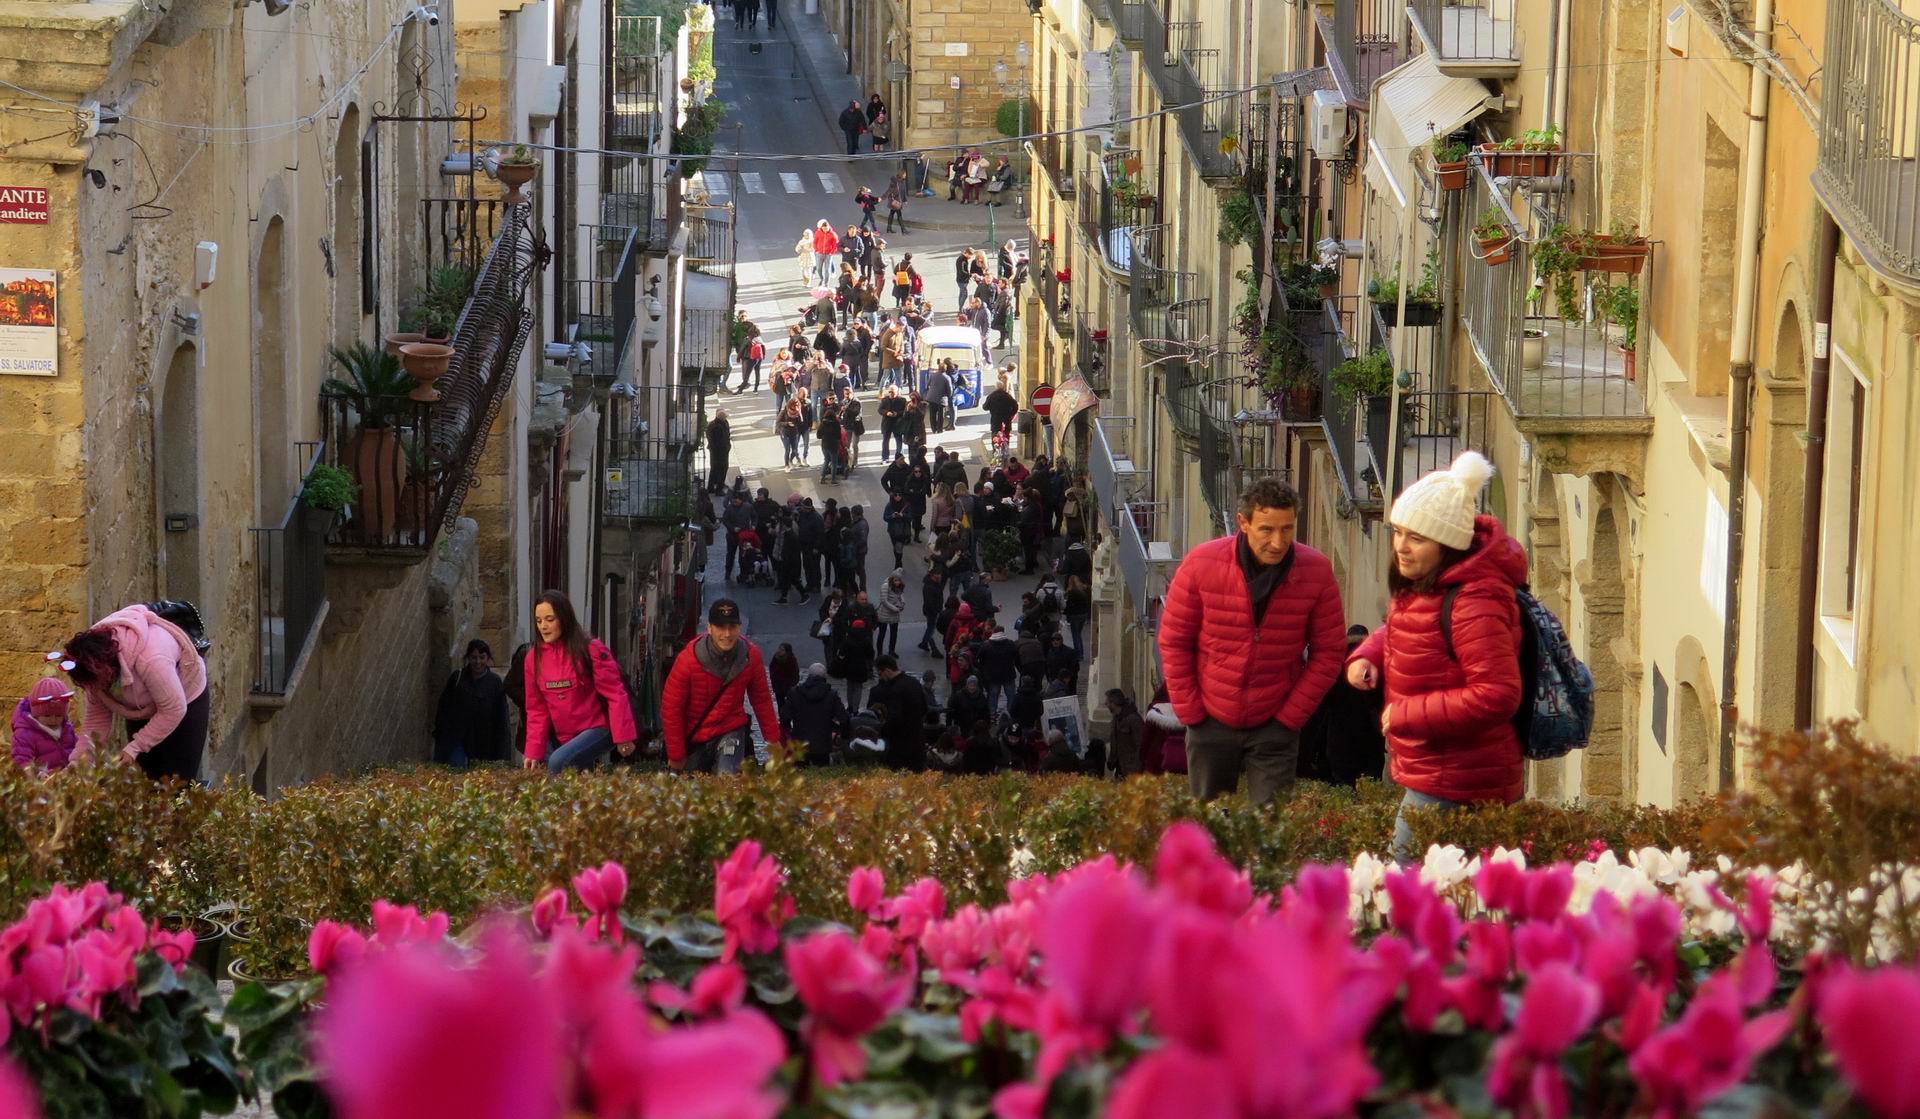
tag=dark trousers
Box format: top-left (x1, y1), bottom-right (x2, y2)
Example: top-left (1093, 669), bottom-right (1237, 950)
top-left (844, 130), bottom-right (861, 156)
top-left (725, 531), bottom-right (741, 577)
top-left (803, 548), bottom-right (822, 591)
top-left (763, 0), bottom-right (777, 28)
top-left (736, 357), bottom-right (761, 391)
top-left (886, 208), bottom-right (906, 232)
top-left (708, 453), bottom-right (730, 492)
top-left (1186, 718), bottom-right (1300, 807)
top-left (129, 687), bottom-right (211, 783)
top-left (777, 565), bottom-right (802, 599)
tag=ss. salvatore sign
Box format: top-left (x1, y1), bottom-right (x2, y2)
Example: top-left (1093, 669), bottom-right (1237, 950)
top-left (0, 186), bottom-right (49, 224)
top-left (0, 269), bottom-right (58, 376)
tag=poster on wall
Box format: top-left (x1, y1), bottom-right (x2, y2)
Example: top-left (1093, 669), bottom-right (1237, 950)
top-left (0, 269), bottom-right (57, 377)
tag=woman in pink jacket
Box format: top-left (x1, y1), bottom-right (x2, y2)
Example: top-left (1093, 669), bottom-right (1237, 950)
top-left (521, 590), bottom-right (639, 774)
top-left (58, 604), bottom-right (209, 781)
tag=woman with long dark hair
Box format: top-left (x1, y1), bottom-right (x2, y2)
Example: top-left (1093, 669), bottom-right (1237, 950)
top-left (521, 590), bottom-right (639, 773)
top-left (59, 604), bottom-right (209, 781)
top-left (1344, 452), bottom-right (1527, 863)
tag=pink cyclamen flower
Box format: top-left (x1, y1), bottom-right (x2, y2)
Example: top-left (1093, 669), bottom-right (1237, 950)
top-left (1629, 974), bottom-right (1791, 1119)
top-left (585, 994), bottom-right (786, 1119)
top-left (307, 921), bottom-right (368, 977)
top-left (316, 937), bottom-right (563, 1119)
top-left (784, 930), bottom-right (913, 1089)
top-left (649, 961), bottom-right (748, 1020)
top-left (714, 841), bottom-right (795, 962)
top-left (572, 862), bottom-right (629, 942)
top-left (1104, 1045), bottom-right (1238, 1119)
top-left (1476, 857), bottom-right (1527, 914)
top-left (847, 867), bottom-right (886, 917)
top-left (531, 888), bottom-right (572, 939)
top-left (885, 878), bottom-right (947, 943)
top-left (369, 901), bottom-right (450, 946)
top-left (1486, 964), bottom-right (1599, 1119)
top-left (1037, 865), bottom-right (1155, 1044)
top-left (1817, 963), bottom-right (1920, 1119)
top-left (147, 921), bottom-right (196, 974)
top-left (0, 1054), bottom-right (39, 1119)
top-left (1152, 821), bottom-right (1252, 917)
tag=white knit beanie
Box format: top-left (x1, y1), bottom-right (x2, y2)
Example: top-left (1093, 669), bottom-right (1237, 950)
top-left (1388, 451), bottom-right (1494, 550)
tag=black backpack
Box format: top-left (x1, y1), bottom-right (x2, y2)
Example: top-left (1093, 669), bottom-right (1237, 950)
top-left (1438, 585), bottom-right (1594, 761)
top-left (147, 600), bottom-right (212, 654)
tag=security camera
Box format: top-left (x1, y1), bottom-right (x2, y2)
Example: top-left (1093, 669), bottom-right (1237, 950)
top-left (410, 4), bottom-right (439, 25)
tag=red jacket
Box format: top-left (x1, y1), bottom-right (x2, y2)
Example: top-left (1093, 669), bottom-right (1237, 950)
top-left (1349, 515), bottom-right (1527, 805)
top-left (1157, 537), bottom-right (1347, 732)
top-left (812, 227), bottom-right (840, 255)
top-left (522, 638), bottom-right (639, 761)
top-left (660, 637), bottom-right (782, 764)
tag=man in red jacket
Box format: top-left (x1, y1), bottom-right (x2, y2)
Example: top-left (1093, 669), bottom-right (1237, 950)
top-left (662, 599), bottom-right (783, 774)
top-left (1156, 477), bottom-right (1347, 805)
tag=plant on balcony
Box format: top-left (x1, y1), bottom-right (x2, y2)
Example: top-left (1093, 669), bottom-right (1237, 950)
top-left (686, 1), bottom-right (716, 83)
top-left (1477, 124), bottom-right (1561, 177)
top-left (1217, 186), bottom-right (1257, 247)
top-left (1279, 258), bottom-right (1338, 305)
top-left (1330, 346), bottom-right (1396, 404)
top-left (1366, 249), bottom-right (1441, 327)
top-left (1472, 207), bottom-right (1515, 266)
top-left (301, 463), bottom-right (359, 513)
top-left (1600, 280), bottom-right (1640, 381)
top-left (673, 100), bottom-right (729, 177)
top-left (1430, 135), bottom-right (1471, 191)
top-left (322, 343), bottom-right (414, 544)
top-left (495, 144), bottom-right (538, 203)
top-left (1111, 174), bottom-right (1154, 209)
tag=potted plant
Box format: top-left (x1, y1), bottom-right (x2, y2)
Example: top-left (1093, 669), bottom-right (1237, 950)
top-left (321, 342), bottom-right (413, 544)
top-left (1112, 174), bottom-right (1153, 210)
top-left (1477, 125), bottom-right (1562, 177)
top-left (1473, 207), bottom-right (1515, 266)
top-left (1430, 136), bottom-right (1472, 191)
top-left (981, 527), bottom-right (1021, 579)
top-left (1521, 327), bottom-right (1549, 370)
top-left (1366, 257), bottom-right (1442, 328)
top-left (1217, 187), bottom-right (1258, 247)
top-left (496, 144), bottom-right (539, 203)
top-left (1278, 259), bottom-right (1339, 306)
top-left (1329, 346), bottom-right (1393, 404)
top-left (1570, 222), bottom-right (1651, 276)
top-left (301, 463), bottom-right (359, 520)
top-left (1529, 224), bottom-right (1589, 322)
top-left (1601, 281), bottom-right (1640, 381)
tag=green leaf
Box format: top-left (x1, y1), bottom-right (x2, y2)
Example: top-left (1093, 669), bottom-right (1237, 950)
top-left (659, 914), bottom-right (727, 959)
top-left (861, 1022), bottom-right (916, 1077)
top-left (898, 1012), bottom-right (974, 1063)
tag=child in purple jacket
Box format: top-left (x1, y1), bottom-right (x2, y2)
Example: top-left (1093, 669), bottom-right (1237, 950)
top-left (12, 677), bottom-right (78, 771)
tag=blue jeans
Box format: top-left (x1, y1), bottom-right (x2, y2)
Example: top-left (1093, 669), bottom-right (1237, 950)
top-left (1068, 616), bottom-right (1086, 658)
top-left (548, 727), bottom-right (613, 774)
top-left (988, 680), bottom-right (1016, 716)
top-left (1391, 788), bottom-right (1467, 866)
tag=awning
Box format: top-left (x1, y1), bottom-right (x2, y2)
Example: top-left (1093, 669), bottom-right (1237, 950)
top-left (1364, 53), bottom-right (1495, 210)
top-left (1044, 373), bottom-right (1099, 433)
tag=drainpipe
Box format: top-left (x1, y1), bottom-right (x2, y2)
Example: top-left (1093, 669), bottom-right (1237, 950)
top-left (1383, 205), bottom-right (1418, 500)
top-left (1793, 215), bottom-right (1839, 728)
top-left (1545, 0), bottom-right (1566, 132)
top-left (1716, 0), bottom-right (1772, 789)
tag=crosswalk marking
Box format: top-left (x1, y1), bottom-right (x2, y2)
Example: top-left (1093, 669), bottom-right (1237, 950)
top-left (701, 171), bottom-right (732, 198)
top-left (741, 172), bottom-right (766, 193)
top-left (816, 172), bottom-right (844, 194)
top-left (779, 172), bottom-right (804, 193)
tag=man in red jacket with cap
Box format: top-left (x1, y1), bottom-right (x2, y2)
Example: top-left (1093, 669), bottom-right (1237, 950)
top-left (1157, 477), bottom-right (1347, 805)
top-left (662, 598), bottom-right (782, 774)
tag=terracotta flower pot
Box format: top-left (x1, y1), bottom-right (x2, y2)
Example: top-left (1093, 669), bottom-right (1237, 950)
top-left (384, 331), bottom-right (428, 358)
top-left (1476, 143), bottom-right (1561, 178)
top-left (1573, 236), bottom-right (1651, 276)
top-left (1433, 160), bottom-right (1470, 191)
top-left (399, 343), bottom-right (454, 402)
top-left (1617, 344), bottom-right (1637, 382)
top-left (346, 427), bottom-right (406, 544)
top-left (1477, 234), bottom-right (1514, 266)
top-left (497, 161), bottom-right (537, 204)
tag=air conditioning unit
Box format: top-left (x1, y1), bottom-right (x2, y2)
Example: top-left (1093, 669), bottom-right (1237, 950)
top-left (1309, 89), bottom-right (1348, 161)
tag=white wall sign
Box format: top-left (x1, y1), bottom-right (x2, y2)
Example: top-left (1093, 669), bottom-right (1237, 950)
top-left (0, 268), bottom-right (57, 376)
top-left (944, 42), bottom-right (969, 56)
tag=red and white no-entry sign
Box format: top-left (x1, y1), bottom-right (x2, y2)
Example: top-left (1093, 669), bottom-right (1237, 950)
top-left (1029, 383), bottom-right (1055, 420)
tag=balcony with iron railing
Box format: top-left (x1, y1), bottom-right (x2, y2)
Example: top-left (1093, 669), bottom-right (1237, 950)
top-left (1161, 357), bottom-right (1207, 442)
top-left (684, 202), bottom-right (736, 274)
top-left (1079, 147), bottom-right (1150, 274)
top-left (681, 306), bottom-right (733, 375)
top-left (251, 444), bottom-right (328, 698)
top-left (1245, 98), bottom-right (1310, 249)
top-left (1318, 0), bottom-right (1405, 109)
top-left (1075, 310), bottom-right (1110, 392)
top-left (603, 383), bottom-right (706, 524)
top-left (1814, 0), bottom-right (1920, 291)
top-left (1460, 152), bottom-right (1652, 425)
top-left (1090, 414), bottom-right (1145, 523)
top-left (1197, 389), bottom-right (1283, 534)
top-left (1356, 389), bottom-right (1496, 505)
top-left (1129, 225), bottom-right (1196, 354)
top-left (1028, 129), bottom-right (1076, 200)
top-left (1032, 241), bottom-right (1074, 331)
top-left (603, 155), bottom-right (672, 252)
top-left (324, 201), bottom-right (541, 554)
top-left (1306, 294), bottom-right (1375, 508)
top-left (569, 223), bottom-right (639, 380)
top-left (1116, 500), bottom-right (1175, 629)
top-left (1409, 0), bottom-right (1521, 78)
top-left (1113, 0), bottom-right (1149, 44)
top-left (1138, 9), bottom-right (1242, 181)
top-left (608, 14), bottom-right (667, 150)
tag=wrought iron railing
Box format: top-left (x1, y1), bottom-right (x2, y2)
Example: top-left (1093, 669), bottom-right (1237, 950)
top-left (1409, 0), bottom-right (1521, 70)
top-left (1129, 227), bottom-right (1196, 355)
top-left (1080, 148), bottom-right (1148, 273)
top-left (1310, 295), bottom-right (1373, 506)
top-left (1113, 0), bottom-right (1149, 44)
top-left (1162, 359), bottom-right (1205, 441)
top-left (251, 443), bottom-right (328, 696)
top-left (1165, 297), bottom-right (1211, 353)
top-left (1319, 0), bottom-right (1403, 107)
top-left (1030, 132), bottom-right (1075, 198)
top-left (681, 307), bottom-right (733, 374)
top-left (324, 202), bottom-right (540, 552)
top-left (604, 383), bottom-right (705, 523)
top-left (1115, 501), bottom-right (1169, 629)
top-left (1136, 16), bottom-right (1240, 179)
top-left (571, 223), bottom-right (639, 379)
top-left (1033, 243), bottom-right (1069, 325)
top-left (1198, 392), bottom-right (1282, 534)
top-left (1245, 97), bottom-right (1309, 247)
top-left (601, 155), bottom-right (664, 247)
top-left (1814, 0), bottom-right (1920, 287)
top-left (419, 196), bottom-right (506, 275)
top-left (684, 203), bottom-right (736, 273)
top-left (608, 14), bottom-right (666, 149)
top-left (1090, 414), bottom-right (1142, 518)
top-left (1356, 389), bottom-right (1495, 504)
top-left (1085, 0), bottom-right (1113, 24)
top-left (1459, 153), bottom-right (1650, 420)
top-left (1075, 310), bottom-right (1110, 392)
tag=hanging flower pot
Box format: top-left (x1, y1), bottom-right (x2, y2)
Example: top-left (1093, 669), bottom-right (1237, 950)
top-left (1477, 234), bottom-right (1514, 266)
top-left (1433, 159), bottom-right (1470, 191)
top-left (399, 343), bottom-right (454, 402)
top-left (1572, 235), bottom-right (1651, 276)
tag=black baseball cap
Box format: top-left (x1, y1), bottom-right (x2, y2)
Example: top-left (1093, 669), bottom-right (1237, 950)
top-left (708, 599), bottom-right (743, 626)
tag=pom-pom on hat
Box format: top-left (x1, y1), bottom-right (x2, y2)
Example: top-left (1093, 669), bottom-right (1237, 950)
top-left (28, 677), bottom-right (73, 715)
top-left (1388, 451), bottom-right (1495, 551)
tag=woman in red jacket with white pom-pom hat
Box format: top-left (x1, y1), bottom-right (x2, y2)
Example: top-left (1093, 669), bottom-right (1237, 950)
top-left (1345, 451), bottom-right (1528, 864)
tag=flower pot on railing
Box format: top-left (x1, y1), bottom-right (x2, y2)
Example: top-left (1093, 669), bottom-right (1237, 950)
top-left (1433, 159), bottom-right (1470, 191)
top-left (1572, 235), bottom-right (1651, 276)
top-left (1476, 234), bottom-right (1514, 267)
top-left (1372, 300), bottom-right (1443, 328)
top-left (496, 160), bottom-right (538, 204)
top-left (399, 343), bottom-right (454, 402)
top-left (383, 331), bottom-right (428, 358)
top-left (1476, 142), bottom-right (1561, 178)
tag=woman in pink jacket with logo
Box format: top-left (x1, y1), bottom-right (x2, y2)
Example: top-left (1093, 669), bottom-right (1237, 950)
top-left (57, 604), bottom-right (209, 781)
top-left (521, 590), bottom-right (639, 774)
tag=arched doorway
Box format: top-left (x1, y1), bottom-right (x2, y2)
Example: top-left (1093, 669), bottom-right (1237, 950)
top-left (1674, 680), bottom-right (1713, 799)
top-left (332, 106), bottom-right (364, 344)
top-left (255, 216), bottom-right (293, 520)
top-left (1751, 302), bottom-right (1809, 736)
top-left (158, 344), bottom-right (202, 603)
top-left (1579, 497), bottom-right (1630, 800)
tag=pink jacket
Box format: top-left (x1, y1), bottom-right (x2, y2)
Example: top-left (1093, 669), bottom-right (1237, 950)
top-left (78, 605), bottom-right (208, 760)
top-left (12, 698), bottom-right (77, 770)
top-left (522, 638), bottom-right (639, 761)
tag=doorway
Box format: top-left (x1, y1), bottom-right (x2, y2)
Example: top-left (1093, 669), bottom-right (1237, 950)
top-left (158, 343), bottom-right (203, 604)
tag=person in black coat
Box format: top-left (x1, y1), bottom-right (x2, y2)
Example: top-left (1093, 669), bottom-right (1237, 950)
top-left (1009, 674), bottom-right (1044, 733)
top-left (919, 569), bottom-right (948, 655)
top-left (782, 663), bottom-right (850, 765)
top-left (706, 412), bottom-right (733, 494)
top-left (1299, 624), bottom-right (1388, 786)
top-left (434, 639), bottom-right (511, 766)
top-left (867, 655), bottom-right (928, 771)
top-left (947, 674), bottom-right (993, 731)
top-left (838, 100), bottom-right (867, 156)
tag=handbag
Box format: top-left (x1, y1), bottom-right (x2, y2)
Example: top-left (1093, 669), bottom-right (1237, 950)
top-left (146, 600), bottom-right (212, 654)
top-left (988, 180), bottom-right (1007, 194)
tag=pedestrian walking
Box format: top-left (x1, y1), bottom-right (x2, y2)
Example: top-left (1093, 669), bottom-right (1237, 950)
top-left (769, 641), bottom-right (801, 720)
top-left (866, 92), bottom-right (887, 126)
top-left (838, 100), bottom-right (867, 155)
top-left (661, 599), bottom-right (782, 774)
top-left (867, 654), bottom-right (928, 770)
top-left (876, 570), bottom-right (907, 655)
top-left (1104, 688), bottom-right (1146, 777)
top-left (811, 220), bottom-right (840, 286)
top-left (795, 497), bottom-right (825, 595)
top-left (1157, 476), bottom-right (1347, 806)
top-left (773, 516), bottom-right (804, 604)
top-left (869, 111), bottom-right (891, 152)
top-left (763, 0), bottom-right (778, 29)
top-left (706, 409), bottom-right (732, 494)
top-left (1342, 453), bottom-right (1529, 862)
top-left (856, 186), bottom-right (880, 232)
top-left (983, 375), bottom-right (1018, 442)
top-left (433, 639), bottom-right (511, 766)
top-left (12, 677), bottom-right (78, 772)
top-left (521, 591), bottom-right (640, 773)
top-left (783, 663), bottom-right (850, 765)
top-left (57, 603), bottom-right (209, 782)
top-left (883, 490), bottom-right (913, 568)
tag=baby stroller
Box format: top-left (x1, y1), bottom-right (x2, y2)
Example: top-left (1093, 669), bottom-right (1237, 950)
top-left (738, 537), bottom-right (776, 587)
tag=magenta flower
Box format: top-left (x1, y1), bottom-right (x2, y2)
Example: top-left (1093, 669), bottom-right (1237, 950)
top-left (713, 842), bottom-right (795, 962)
top-left (1487, 964), bottom-right (1599, 1119)
top-left (307, 921), bottom-right (368, 977)
top-left (0, 1054), bottom-right (39, 1119)
top-left (649, 961), bottom-right (748, 1020)
top-left (539, 924), bottom-right (641, 1030)
top-left (1105, 1045), bottom-right (1238, 1119)
top-left (1475, 857), bottom-right (1527, 913)
top-left (1817, 963), bottom-right (1920, 1119)
top-left (1037, 865), bottom-right (1154, 1045)
top-left (1629, 974), bottom-right (1791, 1119)
top-left (573, 862), bottom-right (629, 942)
top-left (885, 878), bottom-right (947, 943)
top-left (846, 867), bottom-right (886, 917)
top-left (147, 921), bottom-right (196, 974)
top-left (69, 932), bottom-right (137, 1019)
top-left (584, 994), bottom-right (786, 1119)
top-left (784, 930), bottom-right (913, 1088)
top-left (1520, 865), bottom-right (1574, 924)
top-left (369, 901), bottom-right (450, 946)
top-left (1152, 821), bottom-right (1252, 917)
top-left (531, 888), bottom-right (572, 939)
top-left (316, 938), bottom-right (563, 1119)
top-left (919, 905), bottom-right (988, 977)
